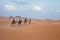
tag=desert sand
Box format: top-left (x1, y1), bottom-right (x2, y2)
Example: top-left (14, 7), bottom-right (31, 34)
top-left (0, 16), bottom-right (60, 40)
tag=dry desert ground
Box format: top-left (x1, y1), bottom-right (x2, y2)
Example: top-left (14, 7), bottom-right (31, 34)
top-left (0, 16), bottom-right (60, 40)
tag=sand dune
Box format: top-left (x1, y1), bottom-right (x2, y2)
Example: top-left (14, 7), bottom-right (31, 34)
top-left (0, 16), bottom-right (60, 40)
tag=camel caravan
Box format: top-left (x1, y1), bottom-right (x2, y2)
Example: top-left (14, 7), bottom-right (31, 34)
top-left (11, 17), bottom-right (31, 26)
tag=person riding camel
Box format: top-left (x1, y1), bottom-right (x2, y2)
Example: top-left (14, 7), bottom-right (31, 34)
top-left (29, 19), bottom-right (31, 24)
top-left (11, 19), bottom-right (16, 24)
top-left (18, 19), bottom-right (23, 25)
top-left (24, 18), bottom-right (28, 24)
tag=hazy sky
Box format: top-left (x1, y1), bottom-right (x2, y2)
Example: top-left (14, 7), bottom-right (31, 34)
top-left (0, 0), bottom-right (60, 19)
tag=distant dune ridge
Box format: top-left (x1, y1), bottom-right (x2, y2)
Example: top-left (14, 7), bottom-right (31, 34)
top-left (0, 16), bottom-right (60, 40)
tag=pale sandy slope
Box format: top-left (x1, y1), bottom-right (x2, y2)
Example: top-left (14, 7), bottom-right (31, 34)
top-left (0, 17), bottom-right (60, 40)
